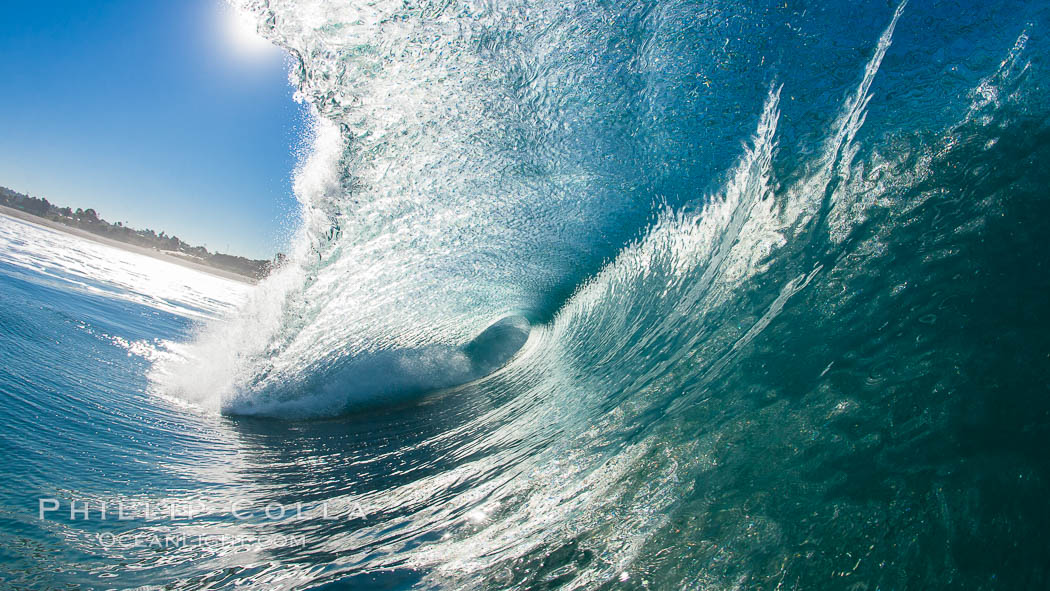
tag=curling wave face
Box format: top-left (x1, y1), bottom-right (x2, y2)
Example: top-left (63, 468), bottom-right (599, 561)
top-left (127, 0), bottom-right (1050, 587)
top-left (156, 0), bottom-right (1046, 420)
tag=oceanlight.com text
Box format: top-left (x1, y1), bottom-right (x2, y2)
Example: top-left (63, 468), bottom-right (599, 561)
top-left (95, 532), bottom-right (307, 550)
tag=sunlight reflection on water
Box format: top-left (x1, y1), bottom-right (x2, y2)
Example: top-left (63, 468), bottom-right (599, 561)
top-left (0, 214), bottom-right (250, 319)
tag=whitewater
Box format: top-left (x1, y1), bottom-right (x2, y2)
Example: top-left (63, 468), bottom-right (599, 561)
top-left (2, 0), bottom-right (1050, 588)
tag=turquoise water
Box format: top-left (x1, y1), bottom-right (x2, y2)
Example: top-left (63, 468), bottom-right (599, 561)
top-left (3, 0), bottom-right (1050, 588)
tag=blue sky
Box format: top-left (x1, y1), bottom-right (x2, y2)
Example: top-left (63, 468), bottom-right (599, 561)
top-left (0, 0), bottom-right (307, 259)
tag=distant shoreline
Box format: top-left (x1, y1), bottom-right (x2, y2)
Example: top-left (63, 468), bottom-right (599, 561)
top-left (0, 185), bottom-right (280, 280)
top-left (0, 205), bottom-right (256, 284)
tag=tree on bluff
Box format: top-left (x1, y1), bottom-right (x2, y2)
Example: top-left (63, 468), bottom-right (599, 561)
top-left (76, 208), bottom-right (100, 223)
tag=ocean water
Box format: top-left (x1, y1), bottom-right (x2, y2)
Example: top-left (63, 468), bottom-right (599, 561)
top-left (3, 0), bottom-right (1050, 588)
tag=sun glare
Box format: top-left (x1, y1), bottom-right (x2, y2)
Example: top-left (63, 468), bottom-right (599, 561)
top-left (223, 5), bottom-right (276, 58)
